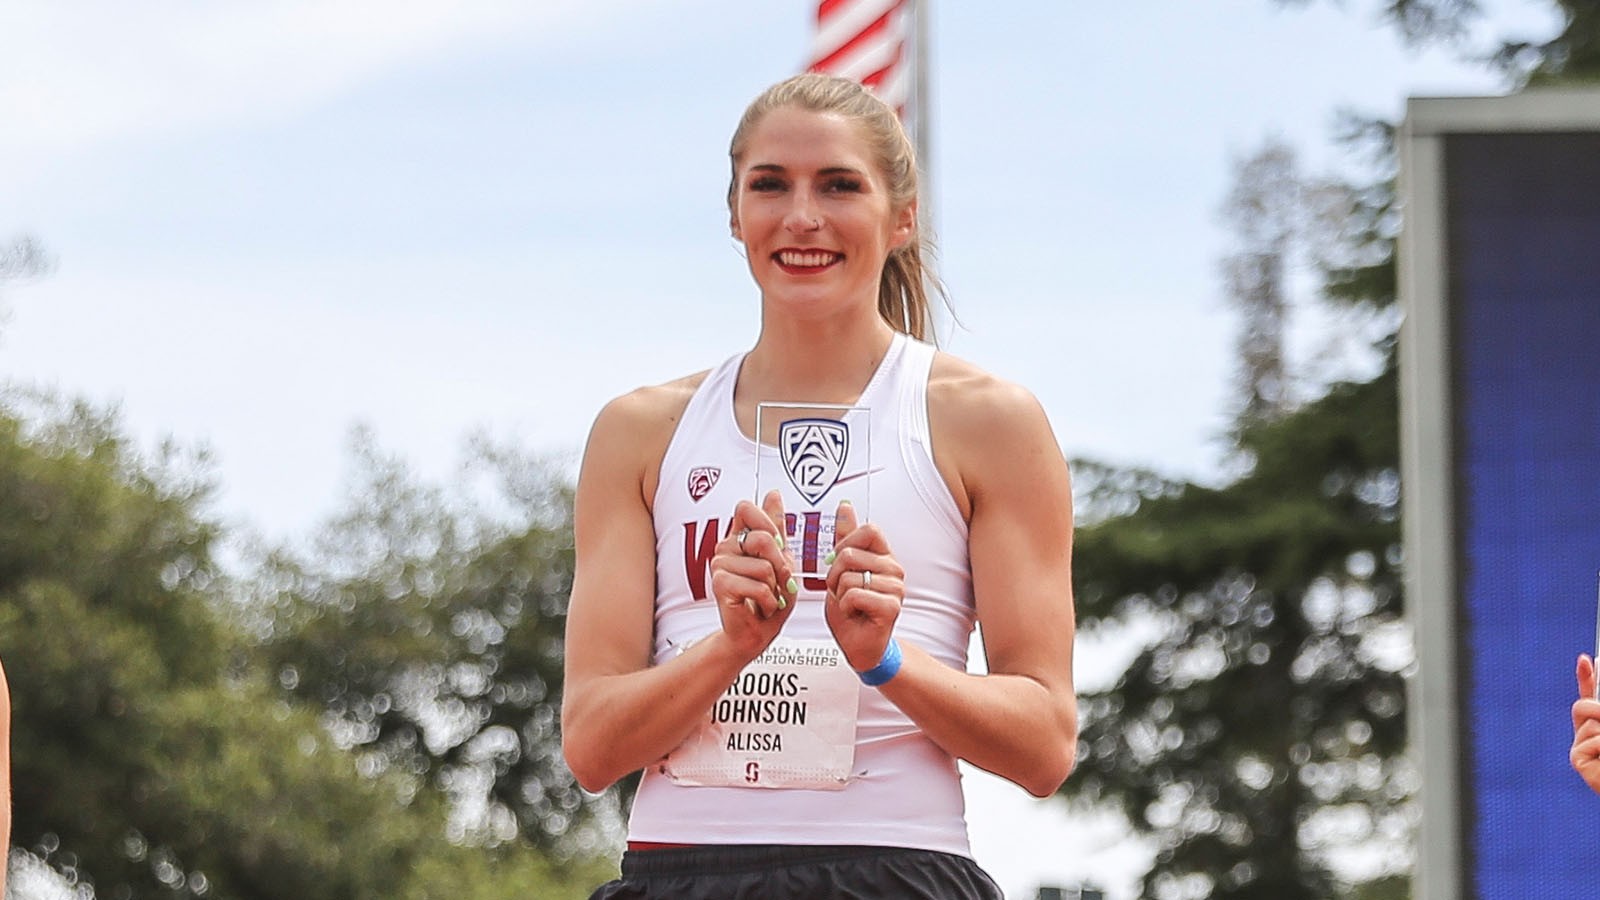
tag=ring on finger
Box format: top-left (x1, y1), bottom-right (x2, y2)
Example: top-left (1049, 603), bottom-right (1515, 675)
top-left (738, 529), bottom-right (751, 552)
top-left (862, 570), bottom-right (873, 589)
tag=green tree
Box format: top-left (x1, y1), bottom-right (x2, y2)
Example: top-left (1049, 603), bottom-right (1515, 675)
top-left (1220, 138), bottom-right (1303, 425)
top-left (1068, 356), bottom-right (1408, 898)
top-left (1062, 2), bottom-right (1600, 896)
top-left (1062, 39), bottom-right (1410, 900)
top-left (253, 430), bottom-right (618, 861)
top-left (0, 393), bottom-right (605, 898)
top-left (1275, 0), bottom-right (1600, 82)
top-left (1493, 0), bottom-right (1600, 82)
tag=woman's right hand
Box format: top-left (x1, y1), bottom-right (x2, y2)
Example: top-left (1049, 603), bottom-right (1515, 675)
top-left (710, 490), bottom-right (799, 659)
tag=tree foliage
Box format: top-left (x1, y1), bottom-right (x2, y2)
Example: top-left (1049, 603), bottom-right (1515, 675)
top-left (0, 233), bottom-right (54, 338)
top-left (0, 234), bottom-right (52, 285)
top-left (1062, 4), bottom-right (1600, 893)
top-left (1068, 360), bottom-right (1409, 898)
top-left (1275, 0), bottom-right (1600, 83)
top-left (250, 430), bottom-right (620, 862)
top-left (1494, 0), bottom-right (1600, 82)
top-left (0, 394), bottom-right (607, 898)
top-left (1061, 85), bottom-right (1413, 900)
top-left (1220, 139), bottom-right (1301, 425)
top-left (1276, 0), bottom-right (1482, 47)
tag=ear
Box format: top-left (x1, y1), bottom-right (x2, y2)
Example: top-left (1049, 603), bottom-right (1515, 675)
top-left (730, 210), bottom-right (742, 241)
top-left (889, 200), bottom-right (917, 250)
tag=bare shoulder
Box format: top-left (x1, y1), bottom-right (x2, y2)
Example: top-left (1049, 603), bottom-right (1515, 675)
top-left (926, 352), bottom-right (1065, 516)
top-left (582, 370), bottom-right (713, 504)
top-left (927, 352), bottom-right (1054, 442)
top-left (589, 370), bottom-right (711, 444)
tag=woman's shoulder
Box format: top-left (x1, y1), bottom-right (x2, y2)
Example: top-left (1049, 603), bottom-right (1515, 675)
top-left (580, 370), bottom-right (716, 500)
top-left (592, 368), bottom-right (710, 432)
top-left (923, 350), bottom-right (1061, 515)
top-left (591, 370), bottom-right (714, 442)
top-left (927, 350), bottom-right (1047, 427)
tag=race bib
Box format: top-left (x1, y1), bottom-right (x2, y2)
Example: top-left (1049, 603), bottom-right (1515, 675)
top-left (660, 638), bottom-right (859, 790)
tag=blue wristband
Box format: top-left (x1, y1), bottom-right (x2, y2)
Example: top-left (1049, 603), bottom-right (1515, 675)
top-left (858, 637), bottom-right (903, 686)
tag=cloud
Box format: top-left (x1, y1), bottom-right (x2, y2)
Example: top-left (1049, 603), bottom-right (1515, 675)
top-left (0, 0), bottom-right (648, 173)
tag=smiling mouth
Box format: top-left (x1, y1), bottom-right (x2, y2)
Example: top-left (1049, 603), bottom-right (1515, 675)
top-left (775, 250), bottom-right (842, 270)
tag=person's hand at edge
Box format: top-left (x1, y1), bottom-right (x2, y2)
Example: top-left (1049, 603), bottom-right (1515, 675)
top-left (1571, 654), bottom-right (1600, 794)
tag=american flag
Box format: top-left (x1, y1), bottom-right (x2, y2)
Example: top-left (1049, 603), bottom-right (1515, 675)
top-left (806, 0), bottom-right (912, 116)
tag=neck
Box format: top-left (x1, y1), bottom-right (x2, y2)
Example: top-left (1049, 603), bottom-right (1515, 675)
top-left (740, 310), bottom-right (898, 404)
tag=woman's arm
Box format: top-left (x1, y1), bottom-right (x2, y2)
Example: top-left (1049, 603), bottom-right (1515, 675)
top-left (560, 386), bottom-right (797, 793)
top-left (826, 364), bottom-right (1078, 798)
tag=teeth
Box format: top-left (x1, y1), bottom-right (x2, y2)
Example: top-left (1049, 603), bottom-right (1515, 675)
top-left (778, 250), bottom-right (838, 267)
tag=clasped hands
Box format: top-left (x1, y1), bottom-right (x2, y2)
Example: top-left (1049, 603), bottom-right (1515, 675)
top-left (710, 490), bottom-right (903, 674)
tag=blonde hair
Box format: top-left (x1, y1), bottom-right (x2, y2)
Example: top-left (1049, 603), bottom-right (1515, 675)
top-left (727, 73), bottom-right (947, 343)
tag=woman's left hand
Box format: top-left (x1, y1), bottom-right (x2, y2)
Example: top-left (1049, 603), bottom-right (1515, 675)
top-left (823, 500), bottom-right (905, 673)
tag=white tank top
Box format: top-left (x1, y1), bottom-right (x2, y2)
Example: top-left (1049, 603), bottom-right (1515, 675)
top-left (627, 332), bottom-right (979, 855)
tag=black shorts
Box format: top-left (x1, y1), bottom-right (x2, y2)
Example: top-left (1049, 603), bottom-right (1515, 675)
top-left (587, 843), bottom-right (1005, 899)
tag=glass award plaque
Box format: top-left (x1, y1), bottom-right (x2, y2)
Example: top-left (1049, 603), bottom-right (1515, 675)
top-left (754, 402), bottom-right (872, 579)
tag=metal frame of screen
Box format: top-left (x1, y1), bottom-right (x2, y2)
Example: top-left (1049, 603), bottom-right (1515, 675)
top-left (1399, 88), bottom-right (1600, 900)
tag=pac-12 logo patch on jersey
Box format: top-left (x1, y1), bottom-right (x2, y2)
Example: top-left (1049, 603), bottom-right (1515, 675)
top-left (780, 418), bottom-right (848, 505)
top-left (687, 466), bottom-right (720, 502)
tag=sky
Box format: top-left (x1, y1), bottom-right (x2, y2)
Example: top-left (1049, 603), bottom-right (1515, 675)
top-left (0, 1), bottom-right (1560, 897)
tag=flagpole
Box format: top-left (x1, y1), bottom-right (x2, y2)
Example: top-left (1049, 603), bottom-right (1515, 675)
top-left (907, 0), bottom-right (939, 340)
top-left (911, 0), bottom-right (932, 234)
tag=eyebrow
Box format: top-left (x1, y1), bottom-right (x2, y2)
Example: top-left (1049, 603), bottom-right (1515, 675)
top-left (747, 163), bottom-right (866, 177)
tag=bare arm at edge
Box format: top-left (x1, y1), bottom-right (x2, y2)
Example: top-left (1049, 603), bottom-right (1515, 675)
top-left (1572, 654), bottom-right (1600, 794)
top-left (1, 655), bottom-right (11, 898)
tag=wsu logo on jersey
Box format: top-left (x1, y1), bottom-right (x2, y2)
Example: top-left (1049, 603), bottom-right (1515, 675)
top-left (687, 466), bottom-right (720, 502)
top-left (780, 418), bottom-right (848, 505)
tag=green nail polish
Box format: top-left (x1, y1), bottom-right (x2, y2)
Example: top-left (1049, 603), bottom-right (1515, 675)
top-left (787, 577), bottom-right (799, 595)
top-left (776, 597), bottom-right (788, 610)
top-left (824, 551), bottom-right (836, 565)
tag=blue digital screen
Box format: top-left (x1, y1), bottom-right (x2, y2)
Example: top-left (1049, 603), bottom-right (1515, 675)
top-left (1448, 131), bottom-right (1600, 898)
